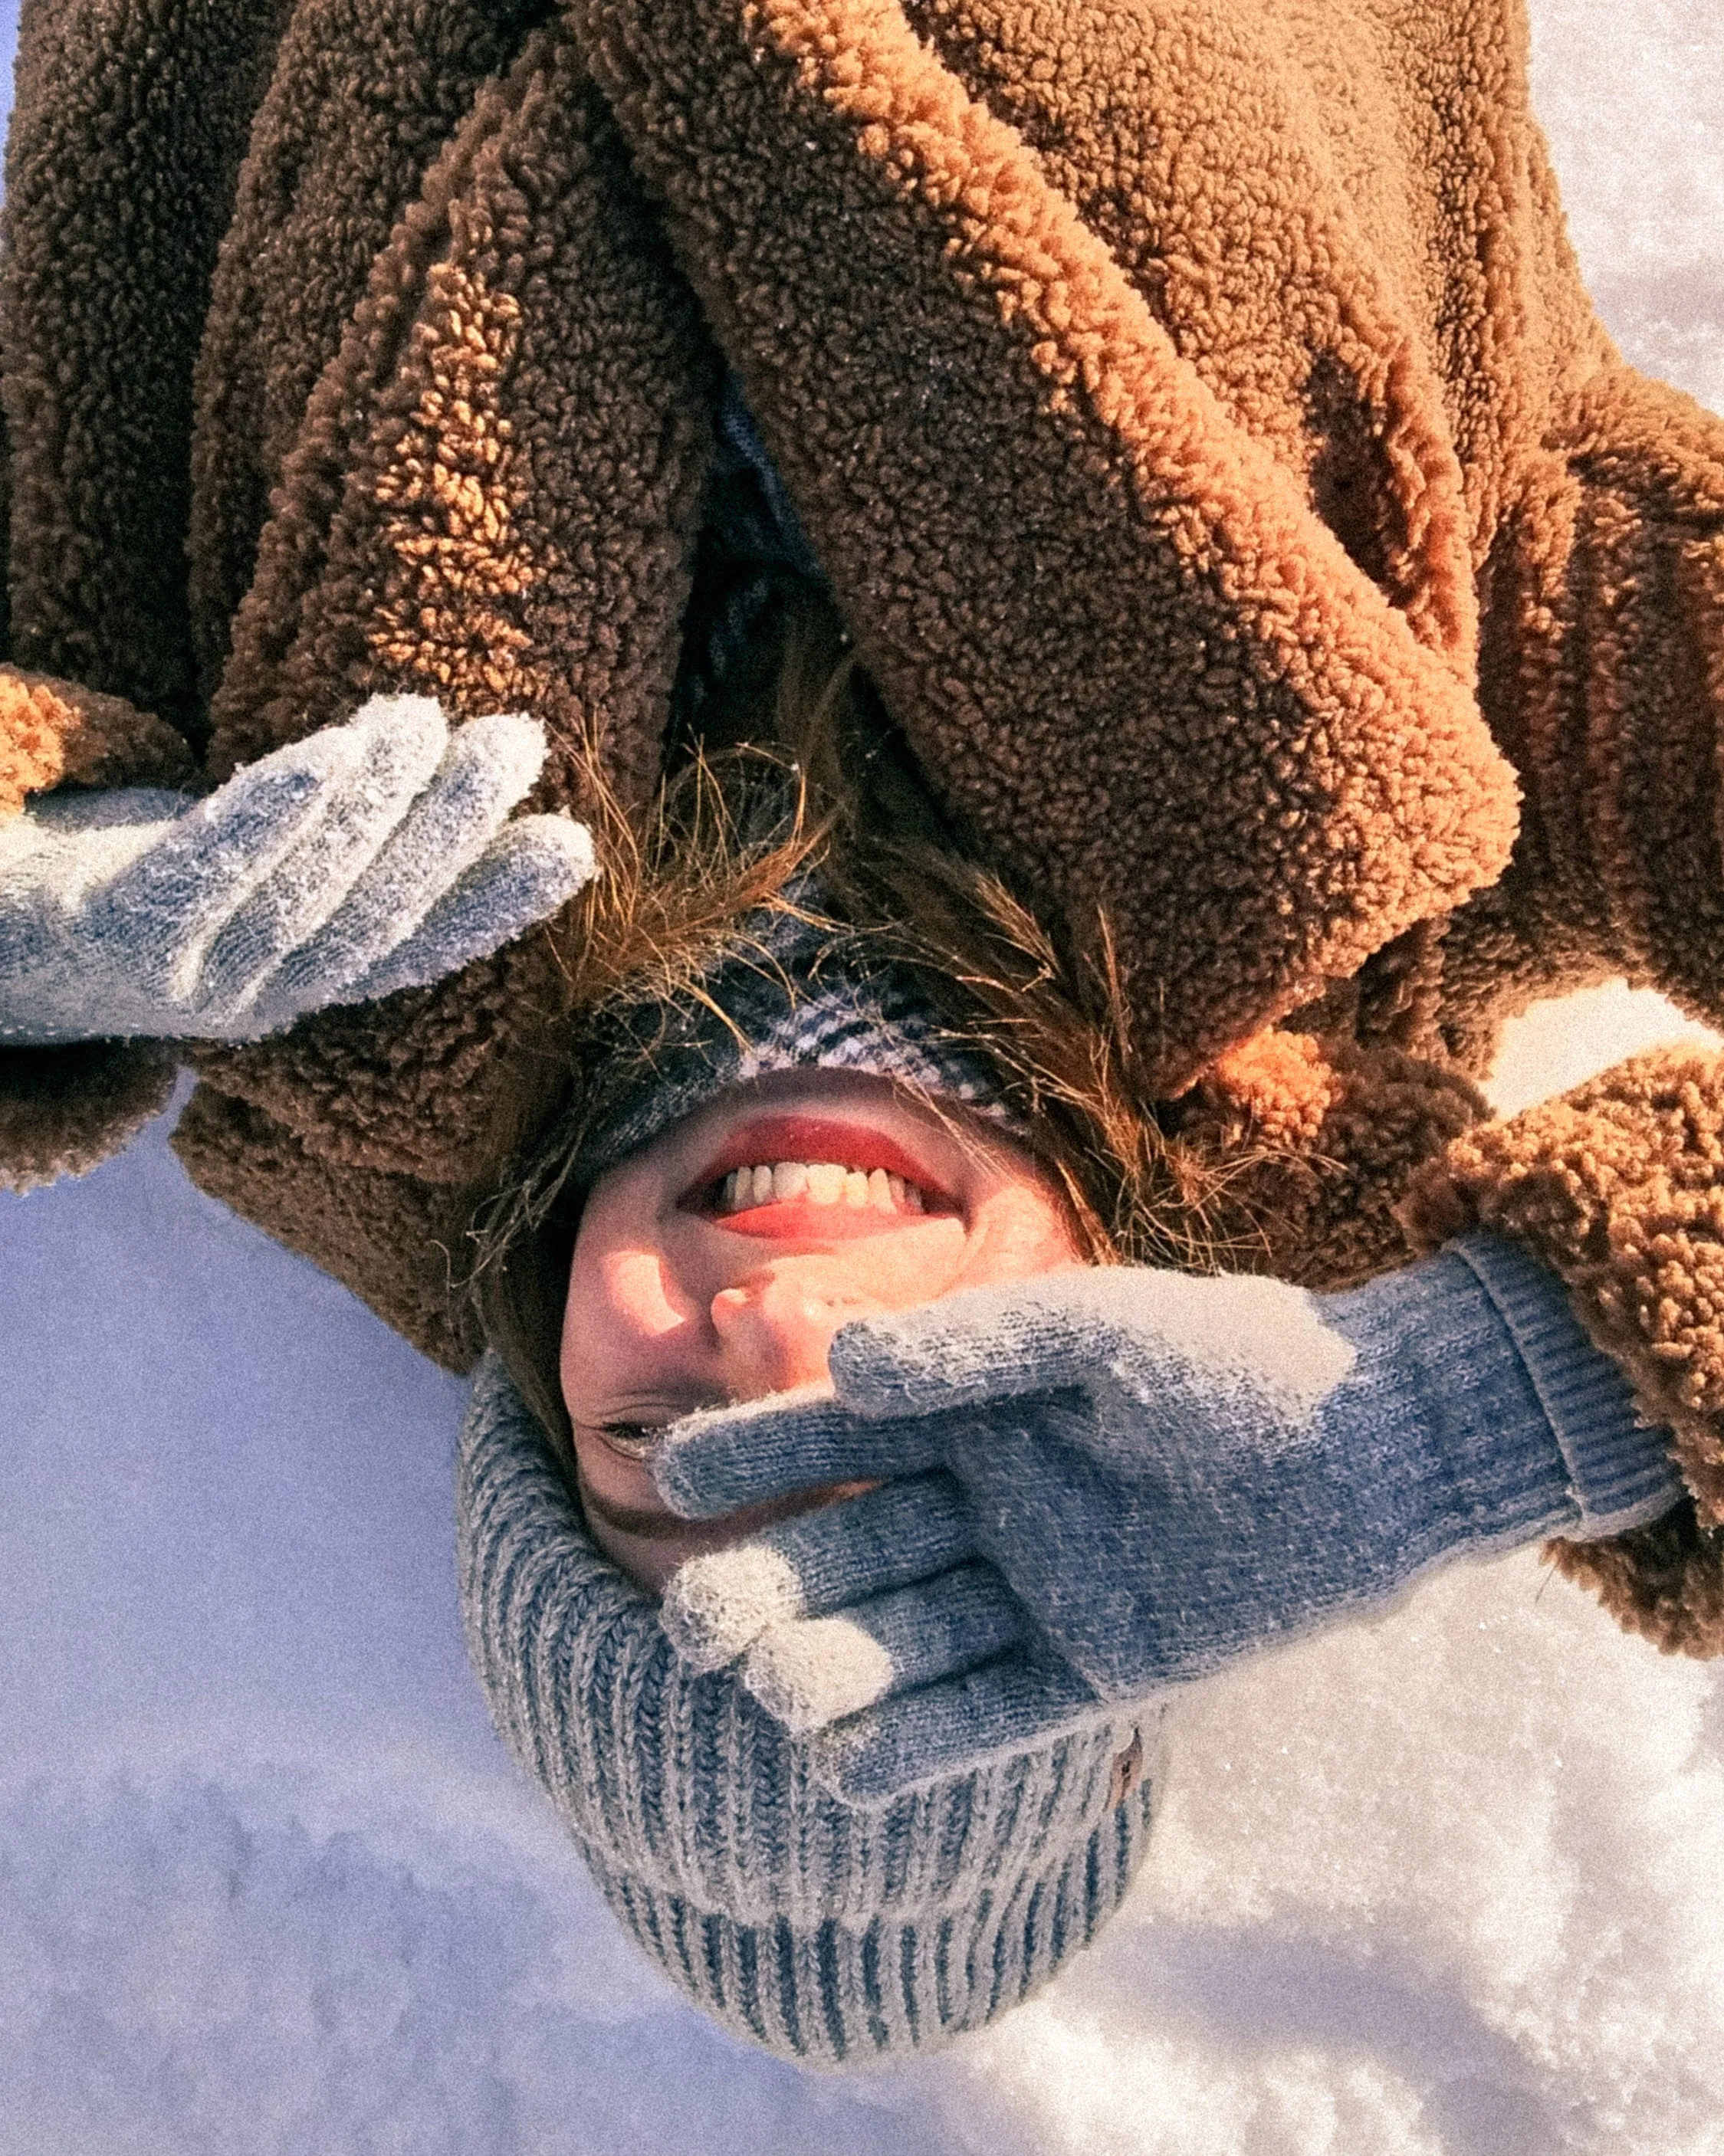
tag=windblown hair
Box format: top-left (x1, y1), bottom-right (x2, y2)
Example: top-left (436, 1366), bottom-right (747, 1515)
top-left (470, 589), bottom-right (1253, 1462)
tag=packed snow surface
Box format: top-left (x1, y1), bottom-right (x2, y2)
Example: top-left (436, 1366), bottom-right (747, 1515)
top-left (6, 3), bottom-right (1724, 2148)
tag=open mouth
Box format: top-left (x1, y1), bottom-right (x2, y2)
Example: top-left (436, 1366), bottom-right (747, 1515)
top-left (681, 1111), bottom-right (957, 1232)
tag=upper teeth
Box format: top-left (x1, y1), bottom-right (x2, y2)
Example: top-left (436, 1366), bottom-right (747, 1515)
top-left (717, 1161), bottom-right (927, 1214)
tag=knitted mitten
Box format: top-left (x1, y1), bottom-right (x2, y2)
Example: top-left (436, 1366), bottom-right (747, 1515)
top-left (655, 1233), bottom-right (1684, 1798)
top-left (0, 694), bottom-right (593, 1045)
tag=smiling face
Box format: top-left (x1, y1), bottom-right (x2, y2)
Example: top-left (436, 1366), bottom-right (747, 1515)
top-left (559, 1067), bottom-right (1082, 1590)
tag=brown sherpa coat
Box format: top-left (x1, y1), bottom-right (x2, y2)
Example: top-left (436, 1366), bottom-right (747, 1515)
top-left (3, 0), bottom-right (1723, 1655)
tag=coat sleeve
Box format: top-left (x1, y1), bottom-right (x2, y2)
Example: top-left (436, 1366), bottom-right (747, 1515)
top-left (0, 668), bottom-right (195, 1192)
top-left (0, 0), bottom-right (292, 724)
top-left (0, 0), bottom-right (261, 1189)
top-left (1401, 1043), bottom-right (1724, 1657)
top-left (1460, 360), bottom-right (1724, 1037)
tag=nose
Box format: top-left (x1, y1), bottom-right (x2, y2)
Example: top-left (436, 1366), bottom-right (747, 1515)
top-left (709, 1273), bottom-right (888, 1400)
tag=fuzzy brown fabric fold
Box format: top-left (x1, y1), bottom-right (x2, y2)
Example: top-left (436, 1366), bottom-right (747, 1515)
top-left (572, 0), bottom-right (1525, 1091)
top-left (171, 1085), bottom-right (483, 1367)
top-left (1171, 1029), bottom-right (1493, 1292)
top-left (0, 1040), bottom-right (177, 1194)
top-left (5, 0), bottom-right (1724, 1649)
top-left (188, 0), bottom-right (547, 713)
top-left (202, 20), bottom-right (717, 801)
top-left (0, 668), bottom-right (195, 822)
top-left (187, 19), bottom-right (718, 1189)
top-left (1, 0), bottom-right (294, 733)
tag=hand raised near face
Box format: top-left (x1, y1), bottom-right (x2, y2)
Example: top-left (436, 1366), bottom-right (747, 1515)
top-left (650, 1245), bottom-right (1675, 1802)
top-left (0, 694), bottom-right (594, 1045)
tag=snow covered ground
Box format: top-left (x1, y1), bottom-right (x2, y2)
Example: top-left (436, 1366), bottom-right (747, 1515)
top-left (5, 5), bottom-right (1724, 2151)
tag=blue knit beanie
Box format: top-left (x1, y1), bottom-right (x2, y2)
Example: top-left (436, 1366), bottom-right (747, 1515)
top-left (458, 1357), bottom-right (1161, 2069)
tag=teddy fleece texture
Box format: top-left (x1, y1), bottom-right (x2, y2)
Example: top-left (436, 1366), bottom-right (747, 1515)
top-left (2, 0), bottom-right (1722, 1652)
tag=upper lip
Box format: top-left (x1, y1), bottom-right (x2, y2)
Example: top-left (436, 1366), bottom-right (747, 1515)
top-left (680, 1112), bottom-right (957, 1213)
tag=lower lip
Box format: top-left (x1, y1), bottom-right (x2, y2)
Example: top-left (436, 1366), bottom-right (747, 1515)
top-left (714, 1196), bottom-right (951, 1239)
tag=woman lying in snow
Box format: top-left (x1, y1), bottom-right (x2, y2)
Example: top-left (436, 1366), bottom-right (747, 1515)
top-left (457, 581), bottom-right (1690, 2063)
top-left (0, 575), bottom-right (1697, 2066)
top-left (5, 0), bottom-right (1724, 2071)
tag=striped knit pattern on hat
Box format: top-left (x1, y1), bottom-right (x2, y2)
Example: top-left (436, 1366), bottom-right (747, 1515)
top-left (573, 897), bottom-right (1027, 1185)
top-left (458, 1356), bottom-right (1160, 2067)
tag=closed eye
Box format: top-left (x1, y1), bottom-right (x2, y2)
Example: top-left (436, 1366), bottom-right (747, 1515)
top-left (594, 1421), bottom-right (664, 1459)
top-left (573, 1388), bottom-right (729, 1462)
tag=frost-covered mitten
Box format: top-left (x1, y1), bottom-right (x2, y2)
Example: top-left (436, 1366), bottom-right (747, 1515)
top-left (655, 1232), bottom-right (1685, 1799)
top-left (0, 694), bottom-right (594, 1045)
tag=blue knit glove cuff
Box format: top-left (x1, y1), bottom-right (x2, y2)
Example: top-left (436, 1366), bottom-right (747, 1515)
top-left (1318, 1233), bottom-right (1684, 1546)
top-left (1443, 1230), bottom-right (1686, 1536)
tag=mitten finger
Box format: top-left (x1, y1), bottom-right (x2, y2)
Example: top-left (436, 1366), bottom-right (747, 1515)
top-left (742, 1562), bottom-right (1029, 1734)
top-left (835, 1268), bottom-right (1358, 1461)
top-left (0, 793), bottom-right (189, 1038)
top-left (829, 1278), bottom-right (1099, 1417)
top-left (337, 812), bottom-right (595, 1007)
top-left (194, 698), bottom-right (455, 1017)
top-left (654, 1386), bottom-right (949, 1519)
top-left (100, 696), bottom-right (448, 1016)
top-left (90, 766), bottom-right (333, 1004)
top-left (662, 1472), bottom-right (977, 1672)
top-left (806, 1648), bottom-right (1108, 1805)
top-left (261, 711), bottom-right (550, 1009)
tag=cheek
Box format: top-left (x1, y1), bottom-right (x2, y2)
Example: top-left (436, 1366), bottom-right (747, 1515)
top-left (578, 1244), bottom-right (690, 1342)
top-left (558, 1218), bottom-right (691, 1423)
top-left (958, 1177), bottom-right (1085, 1287)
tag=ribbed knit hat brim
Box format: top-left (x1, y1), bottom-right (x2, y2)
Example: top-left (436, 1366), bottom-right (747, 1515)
top-left (577, 1803), bottom-right (1150, 2063)
top-left (457, 1358), bottom-right (1160, 2067)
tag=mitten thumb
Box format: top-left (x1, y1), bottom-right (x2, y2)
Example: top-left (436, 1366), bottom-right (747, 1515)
top-left (827, 1268), bottom-right (1102, 1417)
top-left (832, 1265), bottom-right (1359, 1459)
